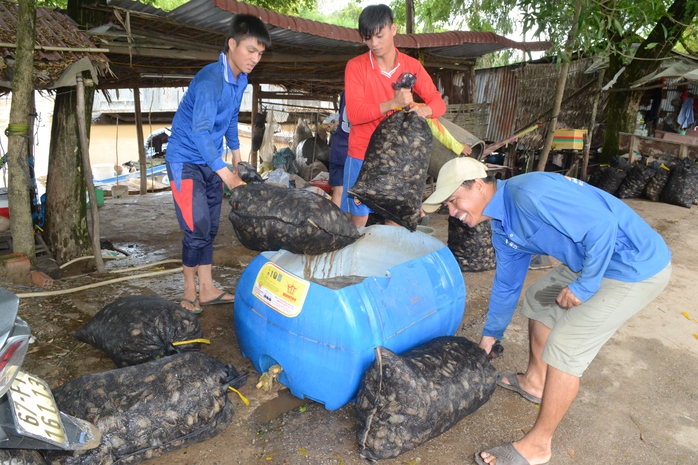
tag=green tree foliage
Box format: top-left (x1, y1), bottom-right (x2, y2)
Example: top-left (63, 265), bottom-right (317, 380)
top-left (389, 0), bottom-right (517, 34)
top-left (299, 0), bottom-right (362, 28)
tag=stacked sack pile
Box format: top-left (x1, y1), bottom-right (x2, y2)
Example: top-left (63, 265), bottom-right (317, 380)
top-left (589, 155), bottom-right (698, 208)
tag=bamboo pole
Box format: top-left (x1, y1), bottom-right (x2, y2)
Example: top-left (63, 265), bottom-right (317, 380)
top-left (76, 75), bottom-right (105, 273)
top-left (581, 69), bottom-right (606, 181)
top-left (133, 87), bottom-right (148, 195)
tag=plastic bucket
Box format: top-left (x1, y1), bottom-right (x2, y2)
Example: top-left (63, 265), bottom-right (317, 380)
top-left (234, 225), bottom-right (466, 410)
top-left (94, 188), bottom-right (105, 207)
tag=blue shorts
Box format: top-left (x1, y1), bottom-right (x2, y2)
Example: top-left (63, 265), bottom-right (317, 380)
top-left (329, 161), bottom-right (344, 187)
top-left (341, 156), bottom-right (372, 217)
top-left (166, 161), bottom-right (222, 268)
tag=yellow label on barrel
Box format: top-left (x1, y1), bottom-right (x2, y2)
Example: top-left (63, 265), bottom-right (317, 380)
top-left (253, 262), bottom-right (310, 317)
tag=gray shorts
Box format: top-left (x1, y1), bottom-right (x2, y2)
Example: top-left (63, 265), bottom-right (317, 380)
top-left (519, 263), bottom-right (672, 377)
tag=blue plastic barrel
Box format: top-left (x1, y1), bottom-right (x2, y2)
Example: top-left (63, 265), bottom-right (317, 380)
top-left (234, 225), bottom-right (466, 410)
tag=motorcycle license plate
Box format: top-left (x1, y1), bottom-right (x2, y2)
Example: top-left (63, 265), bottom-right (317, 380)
top-left (7, 371), bottom-right (68, 447)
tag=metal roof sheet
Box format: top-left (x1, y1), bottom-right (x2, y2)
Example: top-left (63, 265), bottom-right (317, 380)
top-left (90, 0), bottom-right (550, 95)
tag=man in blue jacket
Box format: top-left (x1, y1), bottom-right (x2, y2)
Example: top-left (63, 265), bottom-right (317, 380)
top-left (165, 15), bottom-right (270, 313)
top-left (422, 157), bottom-right (672, 465)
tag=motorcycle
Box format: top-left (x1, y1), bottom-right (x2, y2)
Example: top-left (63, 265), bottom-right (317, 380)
top-left (0, 287), bottom-right (100, 450)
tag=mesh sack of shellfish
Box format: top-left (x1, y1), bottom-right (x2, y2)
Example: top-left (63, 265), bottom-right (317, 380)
top-left (659, 158), bottom-right (698, 208)
top-left (45, 352), bottom-right (245, 465)
top-left (228, 183), bottom-right (360, 255)
top-left (642, 161), bottom-right (672, 201)
top-left (589, 162), bottom-right (629, 195)
top-left (348, 111), bottom-right (433, 231)
top-left (355, 336), bottom-right (498, 462)
top-left (615, 162), bottom-right (656, 199)
top-left (447, 217), bottom-right (496, 272)
top-left (75, 295), bottom-right (203, 368)
top-left (1, 450), bottom-right (48, 465)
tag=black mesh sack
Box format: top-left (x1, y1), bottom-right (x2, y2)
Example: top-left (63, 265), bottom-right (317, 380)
top-left (355, 336), bottom-right (498, 462)
top-left (75, 295), bottom-right (203, 368)
top-left (659, 158), bottom-right (698, 208)
top-left (447, 217), bottom-right (496, 272)
top-left (45, 352), bottom-right (246, 465)
top-left (590, 158), bottom-right (631, 195)
top-left (0, 450), bottom-right (48, 465)
top-left (228, 183), bottom-right (360, 255)
top-left (642, 161), bottom-right (672, 201)
top-left (348, 111), bottom-right (433, 231)
top-left (616, 162), bottom-right (656, 199)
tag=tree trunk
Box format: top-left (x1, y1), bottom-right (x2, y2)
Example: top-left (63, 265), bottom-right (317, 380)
top-left (7, 0), bottom-right (37, 262)
top-left (536, 0), bottom-right (583, 172)
top-left (43, 86), bottom-right (94, 265)
top-left (601, 0), bottom-right (696, 163)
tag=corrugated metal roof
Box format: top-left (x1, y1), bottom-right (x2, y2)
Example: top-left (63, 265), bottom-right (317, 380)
top-left (0, 0), bottom-right (109, 91)
top-left (90, 0), bottom-right (550, 95)
top-left (212, 0), bottom-right (549, 55)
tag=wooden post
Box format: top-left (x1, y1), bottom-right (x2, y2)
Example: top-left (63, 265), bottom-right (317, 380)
top-left (133, 87), bottom-right (148, 195)
top-left (628, 135), bottom-right (638, 158)
top-left (76, 75), bottom-right (105, 273)
top-left (581, 69), bottom-right (605, 181)
top-left (405, 0), bottom-right (414, 34)
top-left (250, 82), bottom-right (260, 168)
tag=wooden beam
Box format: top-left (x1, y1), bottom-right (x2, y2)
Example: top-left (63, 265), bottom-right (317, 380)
top-left (105, 45), bottom-right (356, 64)
top-left (106, 45), bottom-right (218, 61)
top-left (258, 91), bottom-right (337, 101)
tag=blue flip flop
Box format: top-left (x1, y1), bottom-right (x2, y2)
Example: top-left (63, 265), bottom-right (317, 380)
top-left (181, 297), bottom-right (202, 314)
top-left (200, 292), bottom-right (234, 306)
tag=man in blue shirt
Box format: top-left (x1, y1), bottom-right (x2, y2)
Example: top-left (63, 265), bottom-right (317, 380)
top-left (423, 157), bottom-right (671, 465)
top-left (165, 15), bottom-right (270, 313)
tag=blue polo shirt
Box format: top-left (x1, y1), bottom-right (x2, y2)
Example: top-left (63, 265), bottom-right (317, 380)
top-left (166, 52), bottom-right (247, 172)
top-left (482, 172), bottom-right (671, 340)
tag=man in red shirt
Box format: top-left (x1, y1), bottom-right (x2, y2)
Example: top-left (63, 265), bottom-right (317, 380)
top-left (342, 4), bottom-right (446, 227)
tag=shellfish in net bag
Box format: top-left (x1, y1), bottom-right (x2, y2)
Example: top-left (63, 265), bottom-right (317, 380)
top-left (45, 352), bottom-right (246, 465)
top-left (75, 295), bottom-right (203, 368)
top-left (348, 111), bottom-right (433, 231)
top-left (229, 183), bottom-right (360, 255)
top-left (355, 336), bottom-right (497, 461)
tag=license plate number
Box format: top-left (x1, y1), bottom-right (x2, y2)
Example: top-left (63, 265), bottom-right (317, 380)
top-left (8, 371), bottom-right (67, 447)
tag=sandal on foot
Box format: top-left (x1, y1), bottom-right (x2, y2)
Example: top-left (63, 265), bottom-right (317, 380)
top-left (200, 291), bottom-right (234, 306)
top-left (497, 371), bottom-right (541, 404)
top-left (475, 442), bottom-right (548, 465)
top-left (181, 297), bottom-right (202, 315)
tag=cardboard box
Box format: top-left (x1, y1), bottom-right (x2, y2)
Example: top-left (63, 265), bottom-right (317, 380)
top-left (552, 129), bottom-right (587, 150)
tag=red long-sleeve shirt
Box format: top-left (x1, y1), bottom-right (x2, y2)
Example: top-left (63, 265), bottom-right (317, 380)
top-left (344, 49), bottom-right (446, 161)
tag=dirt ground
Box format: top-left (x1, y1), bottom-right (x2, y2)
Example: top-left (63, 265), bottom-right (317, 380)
top-left (6, 190), bottom-right (698, 465)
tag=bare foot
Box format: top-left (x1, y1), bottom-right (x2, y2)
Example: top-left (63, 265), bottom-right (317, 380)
top-left (180, 297), bottom-right (201, 313)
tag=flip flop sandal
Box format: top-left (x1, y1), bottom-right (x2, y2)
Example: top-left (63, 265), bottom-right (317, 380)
top-left (475, 442), bottom-right (549, 465)
top-left (181, 297), bottom-right (202, 315)
top-left (200, 291), bottom-right (235, 306)
top-left (496, 371), bottom-right (542, 404)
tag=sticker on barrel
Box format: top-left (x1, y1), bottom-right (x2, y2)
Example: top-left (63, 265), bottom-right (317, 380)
top-left (253, 262), bottom-right (309, 317)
